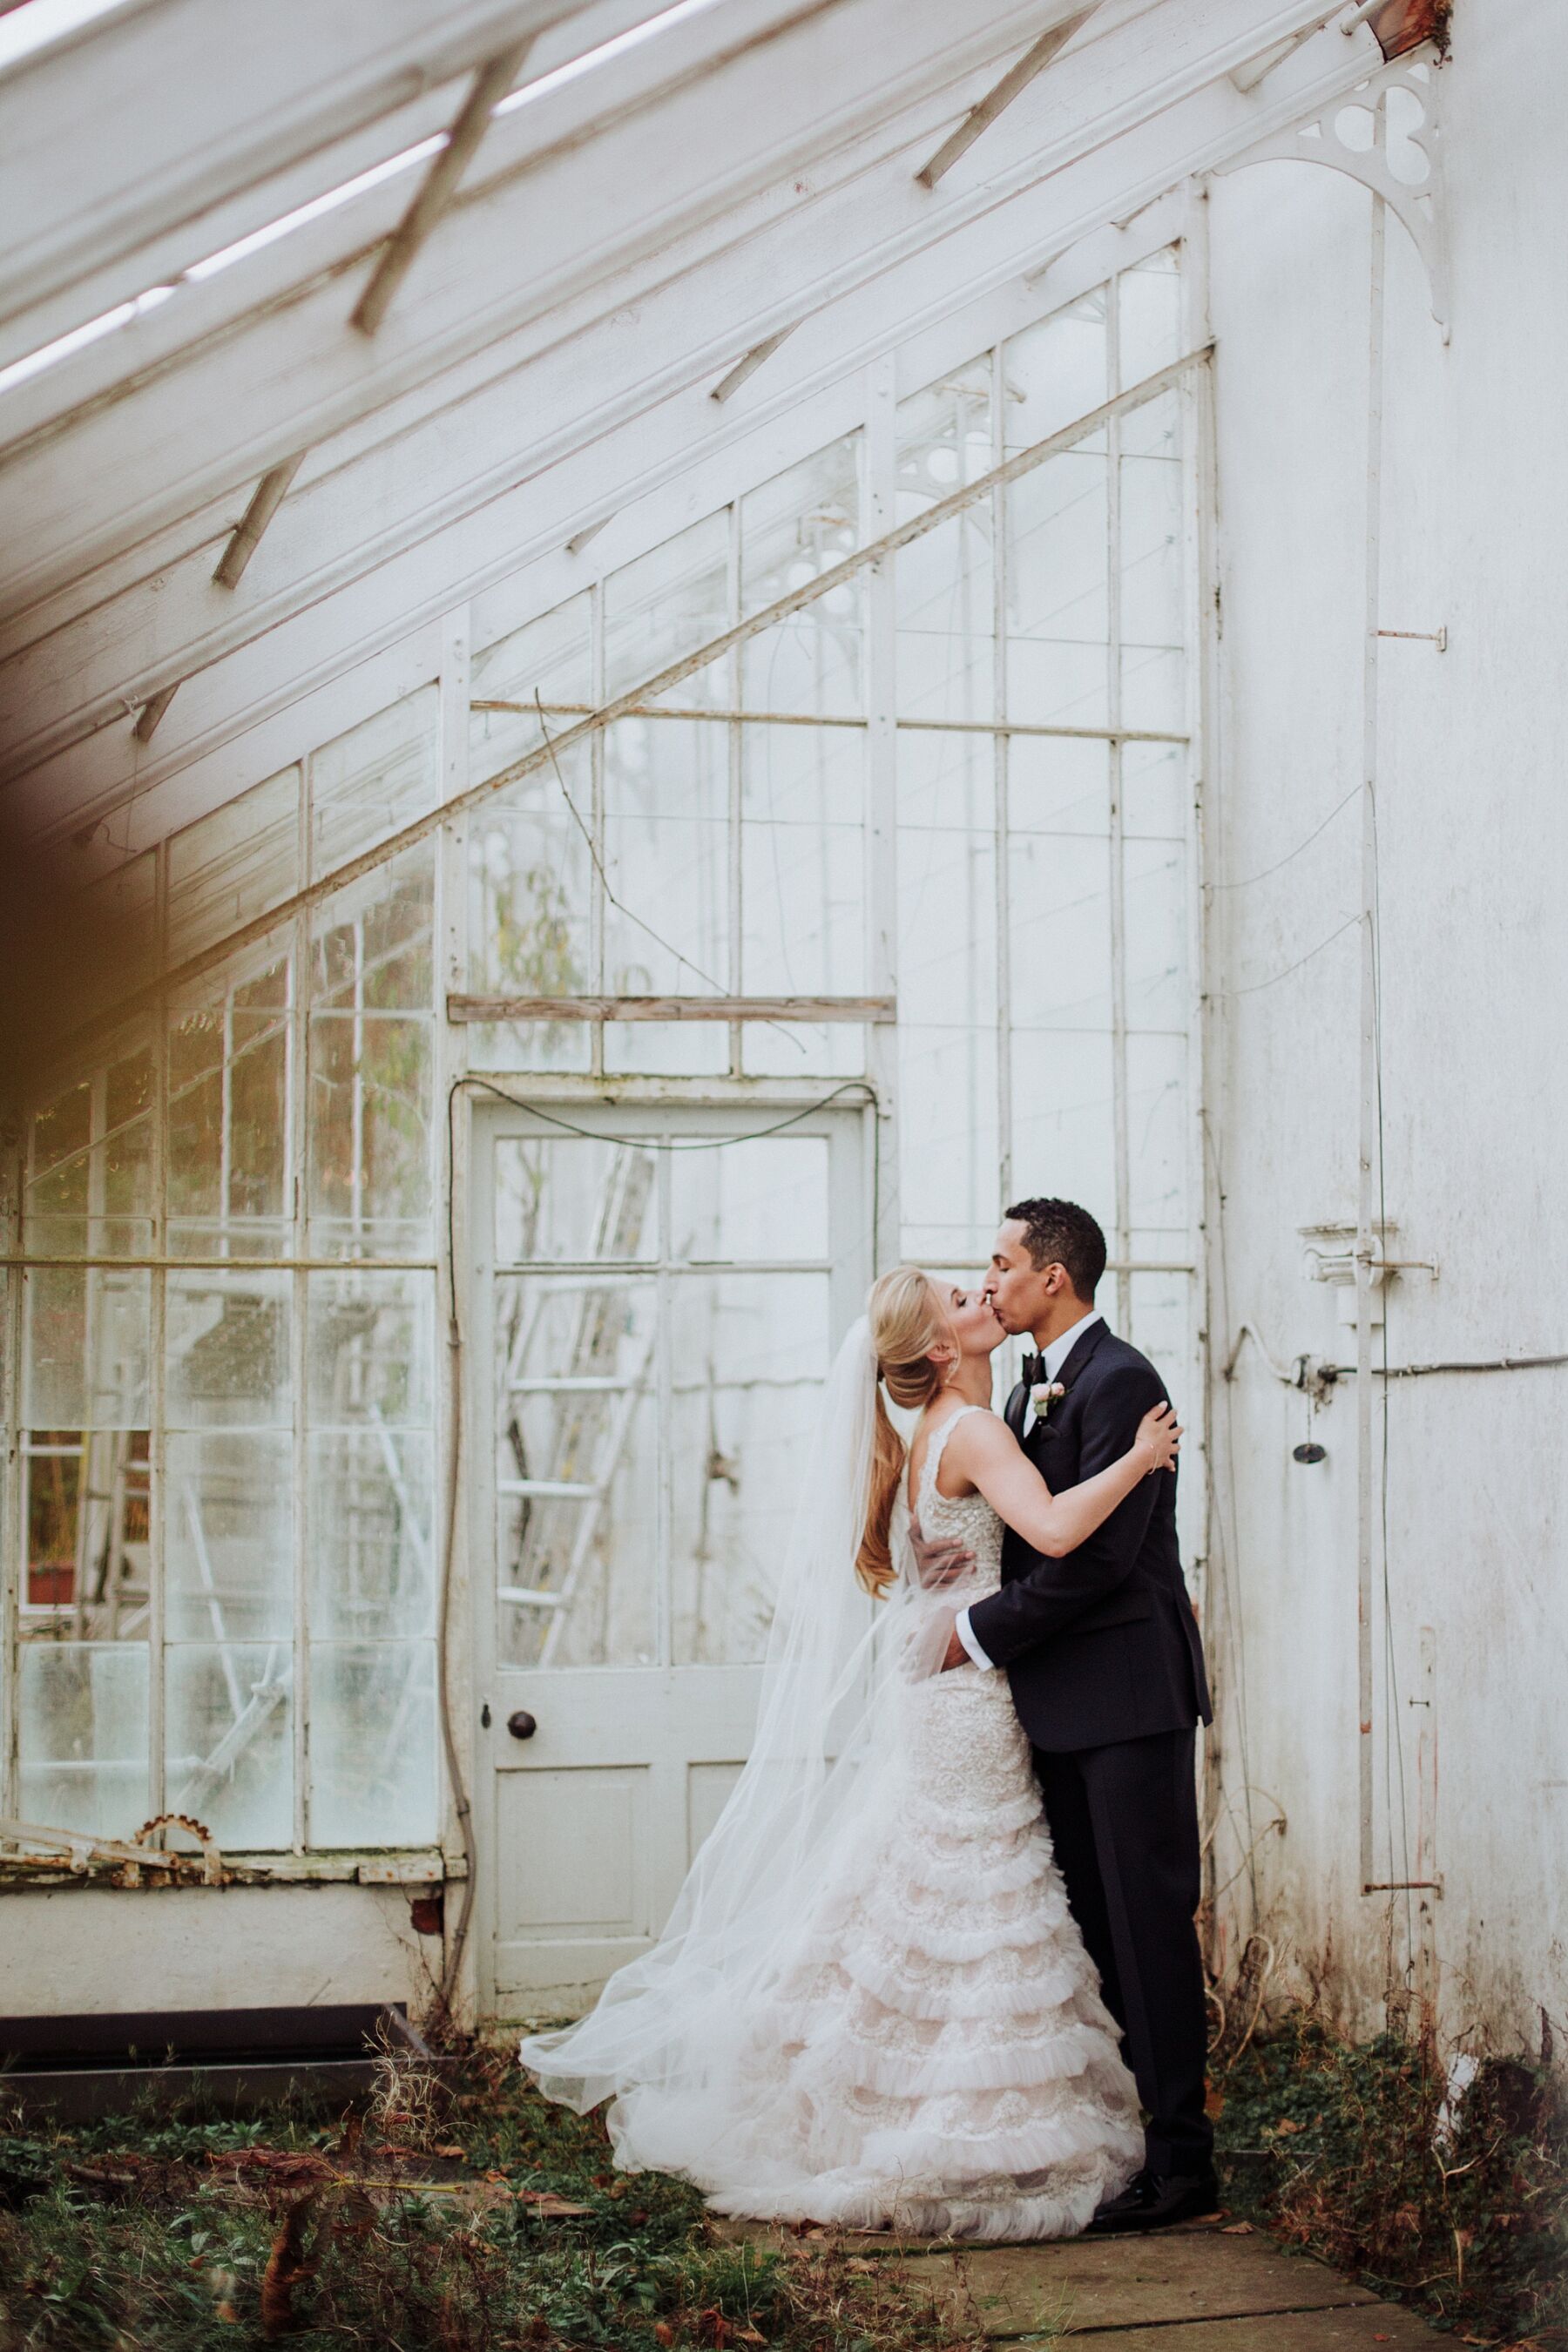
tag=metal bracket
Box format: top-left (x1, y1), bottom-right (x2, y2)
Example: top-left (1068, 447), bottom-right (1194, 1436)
top-left (1212, 51), bottom-right (1449, 340)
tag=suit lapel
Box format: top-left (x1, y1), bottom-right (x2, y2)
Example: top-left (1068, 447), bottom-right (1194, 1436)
top-left (1054, 1316), bottom-right (1112, 1396)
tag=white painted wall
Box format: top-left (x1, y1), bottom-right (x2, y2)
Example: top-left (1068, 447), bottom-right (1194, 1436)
top-left (0, 1882), bottom-right (438, 2017)
top-left (1204, 0), bottom-right (1568, 2058)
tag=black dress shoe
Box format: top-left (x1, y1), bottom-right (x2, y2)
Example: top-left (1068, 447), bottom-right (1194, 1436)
top-left (1086, 2166), bottom-right (1221, 2234)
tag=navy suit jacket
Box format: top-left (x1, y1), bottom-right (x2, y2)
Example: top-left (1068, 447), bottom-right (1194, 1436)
top-left (964, 1320), bottom-right (1212, 1753)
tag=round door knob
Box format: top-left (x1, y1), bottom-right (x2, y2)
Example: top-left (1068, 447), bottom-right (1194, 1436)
top-left (507, 1709), bottom-right (538, 1741)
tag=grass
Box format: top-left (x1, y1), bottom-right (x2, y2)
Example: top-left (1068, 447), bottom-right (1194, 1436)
top-left (0, 2032), bottom-right (984, 2352)
top-left (1212, 2000), bottom-right (1568, 2348)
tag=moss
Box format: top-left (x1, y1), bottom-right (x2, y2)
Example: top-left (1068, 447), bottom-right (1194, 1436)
top-left (1213, 2004), bottom-right (1568, 2343)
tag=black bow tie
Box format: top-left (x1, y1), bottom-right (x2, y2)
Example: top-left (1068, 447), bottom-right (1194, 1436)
top-left (1021, 1353), bottom-right (1046, 1387)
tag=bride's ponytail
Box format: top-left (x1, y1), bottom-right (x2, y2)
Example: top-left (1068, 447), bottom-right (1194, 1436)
top-left (856, 1387), bottom-right (906, 1597)
top-left (855, 1266), bottom-right (952, 1597)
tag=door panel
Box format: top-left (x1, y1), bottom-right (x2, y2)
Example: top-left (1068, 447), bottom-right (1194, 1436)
top-left (474, 1101), bottom-right (867, 2019)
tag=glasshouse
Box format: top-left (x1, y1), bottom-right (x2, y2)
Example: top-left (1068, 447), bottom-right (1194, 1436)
top-left (0, 0), bottom-right (1559, 2085)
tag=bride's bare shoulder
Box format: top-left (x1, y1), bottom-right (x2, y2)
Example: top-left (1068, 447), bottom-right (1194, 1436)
top-left (948, 1404), bottom-right (1014, 1453)
top-left (934, 1404), bottom-right (1016, 1494)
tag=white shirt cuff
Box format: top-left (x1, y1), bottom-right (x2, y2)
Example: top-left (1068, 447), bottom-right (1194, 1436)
top-left (954, 1606), bottom-right (997, 1672)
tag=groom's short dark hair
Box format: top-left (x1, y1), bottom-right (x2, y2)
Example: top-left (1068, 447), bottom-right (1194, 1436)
top-left (1004, 1197), bottom-right (1107, 1302)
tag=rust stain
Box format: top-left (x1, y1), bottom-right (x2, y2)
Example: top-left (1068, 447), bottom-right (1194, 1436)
top-left (1369, 0), bottom-right (1452, 61)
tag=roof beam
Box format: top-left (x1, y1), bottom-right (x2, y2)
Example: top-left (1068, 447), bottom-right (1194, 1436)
top-left (0, 0), bottom-right (1083, 596)
top-left (915, 4), bottom-right (1100, 189)
top-left (350, 39), bottom-right (535, 337)
top-left (0, 0), bottom-right (1396, 806)
top-left (0, 0), bottom-right (602, 334)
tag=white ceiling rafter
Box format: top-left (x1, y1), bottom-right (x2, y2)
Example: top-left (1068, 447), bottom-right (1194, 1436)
top-left (4, 204), bottom-right (1186, 865)
top-left (0, 0), bottom-right (1393, 807)
top-left (62, 345), bottom-right (1211, 1041)
top-left (0, 0), bottom-right (612, 334)
top-left (0, 0), bottom-right (691, 382)
top-left (0, 0), bottom-right (1074, 590)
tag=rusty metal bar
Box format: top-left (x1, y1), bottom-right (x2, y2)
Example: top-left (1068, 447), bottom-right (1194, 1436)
top-left (472, 700), bottom-right (1188, 741)
top-left (447, 993), bottom-right (895, 1023)
top-left (213, 452), bottom-right (306, 589)
top-left (351, 39), bottom-right (532, 336)
top-left (915, 7), bottom-right (1100, 190)
top-left (710, 325), bottom-right (797, 402)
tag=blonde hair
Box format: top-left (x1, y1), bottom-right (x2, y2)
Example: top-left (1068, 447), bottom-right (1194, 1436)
top-left (856, 1266), bottom-right (954, 1598)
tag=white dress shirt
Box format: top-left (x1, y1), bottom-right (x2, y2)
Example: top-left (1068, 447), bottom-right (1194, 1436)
top-left (952, 1308), bottom-right (1104, 1671)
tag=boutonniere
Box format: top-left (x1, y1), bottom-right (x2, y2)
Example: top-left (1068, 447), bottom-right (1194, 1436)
top-left (1030, 1381), bottom-right (1066, 1423)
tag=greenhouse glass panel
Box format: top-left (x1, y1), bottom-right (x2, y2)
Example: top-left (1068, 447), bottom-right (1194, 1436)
top-left (167, 767), bottom-right (301, 963)
top-left (310, 686), bottom-right (440, 876)
top-left (668, 1271), bottom-right (831, 1666)
top-left (17, 1642), bottom-right (148, 1835)
top-left (604, 511), bottom-right (730, 708)
top-left (3, 245), bottom-right (1203, 1869)
top-left (308, 1641), bottom-right (439, 1848)
top-left (165, 1639), bottom-right (293, 1848)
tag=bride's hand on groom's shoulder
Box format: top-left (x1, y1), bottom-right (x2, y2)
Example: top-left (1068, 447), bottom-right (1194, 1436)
top-left (1137, 1402), bottom-right (1182, 1476)
top-left (909, 1513), bottom-right (977, 1589)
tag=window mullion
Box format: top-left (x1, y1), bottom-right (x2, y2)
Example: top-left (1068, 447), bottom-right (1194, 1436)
top-left (991, 341), bottom-right (1011, 1214)
top-left (590, 579), bottom-right (606, 1078)
top-left (1107, 287), bottom-right (1131, 1334)
top-left (291, 776), bottom-right (311, 1851)
top-left (866, 353), bottom-right (899, 1271)
top-left (654, 1156), bottom-right (672, 1672)
top-left (727, 500), bottom-right (744, 1078)
top-left (141, 838), bottom-right (169, 1828)
top-left (2, 1138), bottom-right (23, 1822)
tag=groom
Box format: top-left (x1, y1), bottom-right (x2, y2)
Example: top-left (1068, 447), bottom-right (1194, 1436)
top-left (917, 1197), bottom-right (1216, 2233)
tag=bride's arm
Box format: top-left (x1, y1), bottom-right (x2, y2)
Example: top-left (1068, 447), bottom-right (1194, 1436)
top-left (947, 1403), bottom-right (1178, 1558)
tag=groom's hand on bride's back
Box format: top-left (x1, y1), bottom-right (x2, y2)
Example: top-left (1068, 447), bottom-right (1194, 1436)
top-left (909, 1514), bottom-right (977, 1590)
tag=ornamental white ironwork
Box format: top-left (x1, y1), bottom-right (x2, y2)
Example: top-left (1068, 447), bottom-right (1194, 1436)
top-left (1213, 54), bottom-right (1449, 337)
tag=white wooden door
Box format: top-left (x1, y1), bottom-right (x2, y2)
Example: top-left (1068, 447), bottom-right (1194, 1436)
top-left (470, 1099), bottom-right (868, 2018)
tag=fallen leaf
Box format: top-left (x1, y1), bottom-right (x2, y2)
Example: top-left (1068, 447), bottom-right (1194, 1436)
top-left (517, 2188), bottom-right (591, 2216)
top-left (1220, 2221), bottom-right (1254, 2234)
top-left (654, 2327), bottom-right (675, 2348)
top-left (433, 2144), bottom-right (467, 2160)
top-left (210, 2148), bottom-right (333, 2186)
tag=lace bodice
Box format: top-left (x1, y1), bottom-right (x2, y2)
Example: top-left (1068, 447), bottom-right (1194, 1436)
top-left (902, 1403), bottom-right (1005, 1596)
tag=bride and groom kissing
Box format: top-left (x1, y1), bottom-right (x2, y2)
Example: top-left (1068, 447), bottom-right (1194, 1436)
top-left (524, 1195), bottom-right (1217, 2242)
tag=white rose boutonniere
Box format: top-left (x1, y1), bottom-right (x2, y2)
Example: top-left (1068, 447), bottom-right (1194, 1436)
top-left (1029, 1380), bottom-right (1066, 1426)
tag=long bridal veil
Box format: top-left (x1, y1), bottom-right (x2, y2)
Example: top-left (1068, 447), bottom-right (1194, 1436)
top-left (519, 1315), bottom-right (952, 2166)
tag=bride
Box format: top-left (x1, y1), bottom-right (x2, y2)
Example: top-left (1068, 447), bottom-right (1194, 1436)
top-left (521, 1265), bottom-right (1180, 2240)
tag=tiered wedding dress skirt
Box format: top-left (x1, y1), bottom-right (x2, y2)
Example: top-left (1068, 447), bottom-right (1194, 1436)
top-left (673, 1649), bottom-right (1143, 2240)
top-left (533, 1404), bottom-right (1142, 2242)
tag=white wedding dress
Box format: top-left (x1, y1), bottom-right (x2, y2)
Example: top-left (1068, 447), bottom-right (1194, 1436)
top-left (689, 1407), bottom-right (1142, 2238)
top-left (522, 1342), bottom-right (1141, 2242)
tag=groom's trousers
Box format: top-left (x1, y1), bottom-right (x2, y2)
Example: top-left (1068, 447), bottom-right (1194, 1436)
top-left (1032, 1728), bottom-right (1213, 2178)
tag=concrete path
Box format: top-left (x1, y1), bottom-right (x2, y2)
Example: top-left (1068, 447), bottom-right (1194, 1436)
top-left (720, 2217), bottom-right (1442, 2348)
